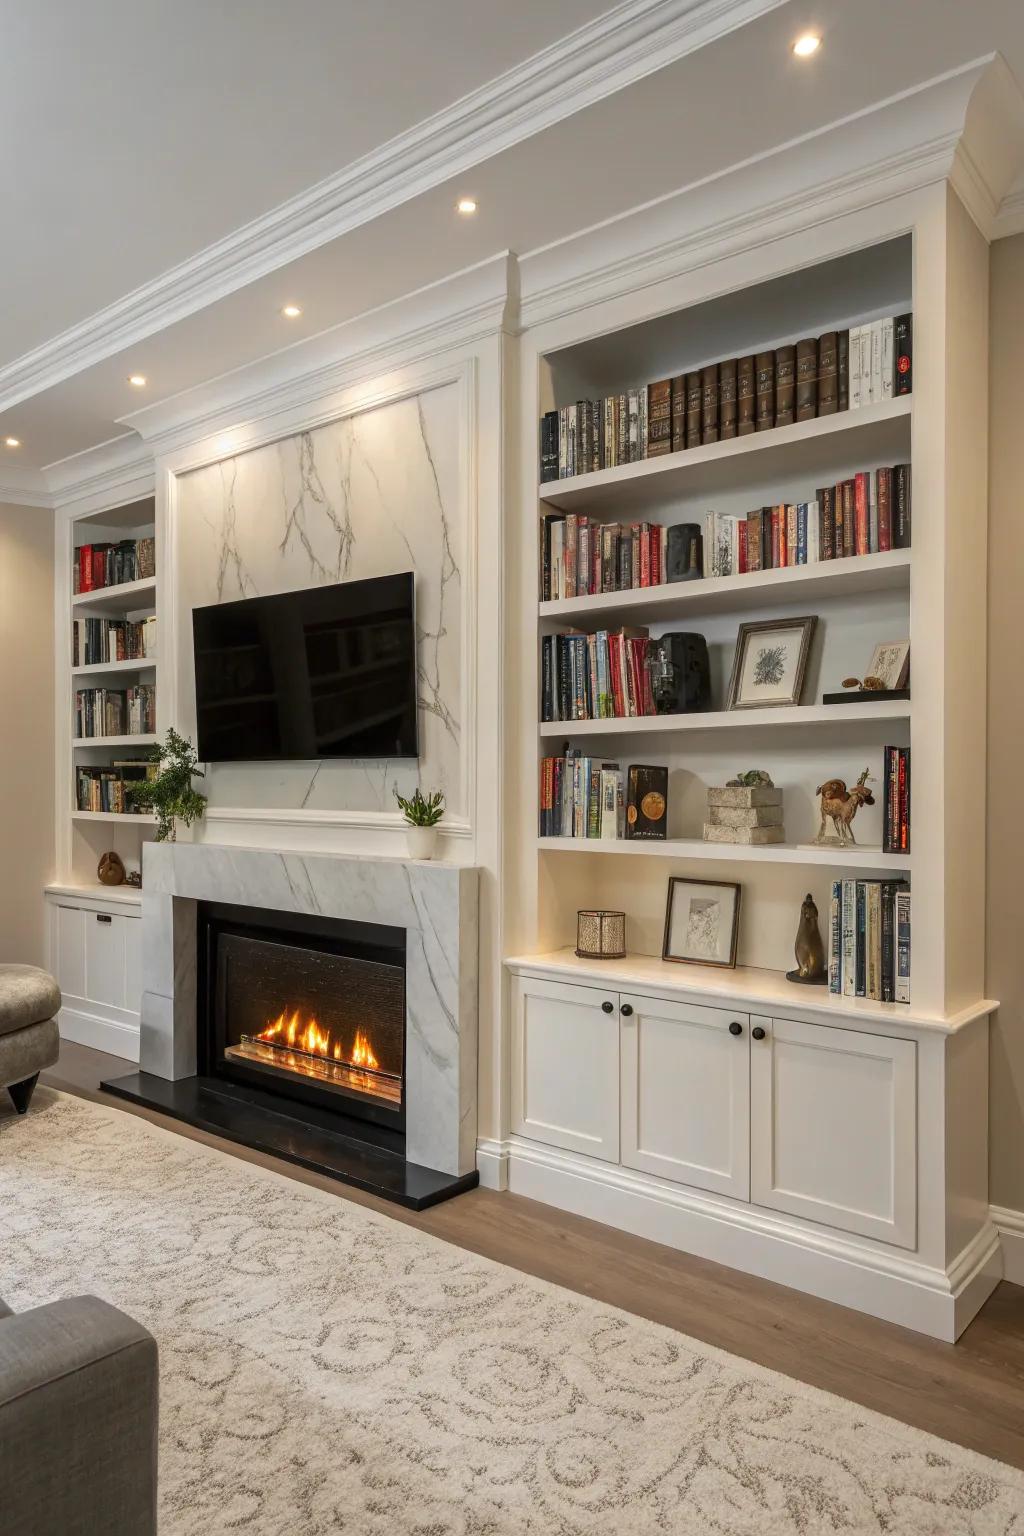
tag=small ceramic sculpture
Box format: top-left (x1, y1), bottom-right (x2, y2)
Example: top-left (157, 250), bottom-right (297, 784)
top-left (814, 768), bottom-right (875, 846)
top-left (786, 892), bottom-right (828, 985)
top-left (97, 851), bottom-right (126, 886)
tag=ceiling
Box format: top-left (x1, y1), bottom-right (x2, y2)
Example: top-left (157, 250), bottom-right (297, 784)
top-left (3, 0), bottom-right (1024, 474)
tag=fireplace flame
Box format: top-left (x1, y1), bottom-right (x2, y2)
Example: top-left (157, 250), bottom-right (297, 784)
top-left (255, 1009), bottom-right (379, 1072)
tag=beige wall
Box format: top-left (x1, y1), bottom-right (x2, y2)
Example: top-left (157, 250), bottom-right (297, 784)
top-left (0, 502), bottom-right (54, 965)
top-left (988, 235), bottom-right (1024, 1211)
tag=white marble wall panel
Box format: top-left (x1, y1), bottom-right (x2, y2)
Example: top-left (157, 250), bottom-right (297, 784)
top-left (139, 842), bottom-right (479, 1176)
top-left (175, 384), bottom-right (463, 816)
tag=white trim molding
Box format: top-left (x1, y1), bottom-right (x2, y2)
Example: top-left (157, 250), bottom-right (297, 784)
top-left (991, 1204), bottom-right (1024, 1286)
top-left (0, 0), bottom-right (783, 416)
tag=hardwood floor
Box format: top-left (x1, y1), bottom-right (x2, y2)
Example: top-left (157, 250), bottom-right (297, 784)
top-left (25, 1039), bottom-right (1024, 1471)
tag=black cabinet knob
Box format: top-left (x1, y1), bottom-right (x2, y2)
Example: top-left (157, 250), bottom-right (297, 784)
top-left (752, 1026), bottom-right (766, 1040)
top-left (729, 1021), bottom-right (743, 1036)
top-left (601, 1000), bottom-right (614, 1014)
top-left (620, 1003), bottom-right (634, 1017)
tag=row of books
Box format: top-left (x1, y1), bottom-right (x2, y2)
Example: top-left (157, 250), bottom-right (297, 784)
top-left (73, 536), bottom-right (155, 594)
top-left (541, 514), bottom-right (671, 602)
top-left (75, 760), bottom-right (157, 815)
top-left (882, 746), bottom-right (911, 854)
top-left (541, 630), bottom-right (655, 722)
top-left (72, 615), bottom-right (157, 668)
top-left (539, 315), bottom-right (912, 481)
top-left (539, 752), bottom-right (624, 840)
top-left (705, 464), bottom-right (911, 576)
top-left (75, 685), bottom-right (156, 740)
top-left (827, 879), bottom-right (910, 1003)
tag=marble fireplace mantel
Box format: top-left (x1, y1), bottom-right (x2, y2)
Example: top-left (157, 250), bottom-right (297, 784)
top-left (139, 842), bottom-right (479, 1177)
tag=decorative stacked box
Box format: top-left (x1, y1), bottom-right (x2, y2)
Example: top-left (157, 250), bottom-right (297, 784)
top-left (704, 783), bottom-right (785, 845)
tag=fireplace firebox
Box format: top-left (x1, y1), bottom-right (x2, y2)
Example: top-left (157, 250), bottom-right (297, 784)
top-left (197, 902), bottom-right (406, 1138)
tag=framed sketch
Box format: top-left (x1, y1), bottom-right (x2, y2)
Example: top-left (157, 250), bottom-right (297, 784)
top-left (727, 616), bottom-right (817, 709)
top-left (662, 877), bottom-right (741, 968)
top-left (866, 640), bottom-right (910, 690)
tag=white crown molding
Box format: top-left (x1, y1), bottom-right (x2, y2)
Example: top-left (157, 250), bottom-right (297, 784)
top-left (118, 253), bottom-right (513, 462)
top-left (0, 466), bottom-right (51, 508)
top-left (993, 180), bottom-right (1024, 239)
top-left (43, 431), bottom-right (154, 514)
top-left (0, 0), bottom-right (783, 416)
top-left (518, 55), bottom-right (1024, 330)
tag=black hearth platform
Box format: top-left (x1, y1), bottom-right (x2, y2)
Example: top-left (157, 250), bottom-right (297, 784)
top-left (101, 1072), bottom-right (478, 1210)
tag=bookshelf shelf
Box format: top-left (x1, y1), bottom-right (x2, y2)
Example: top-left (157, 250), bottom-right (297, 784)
top-left (71, 811), bottom-right (154, 824)
top-left (539, 700), bottom-right (910, 739)
top-left (538, 397), bottom-right (912, 515)
top-left (72, 658), bottom-right (157, 677)
top-left (539, 549), bottom-right (910, 624)
top-left (536, 836), bottom-right (911, 871)
top-left (71, 576), bottom-right (156, 613)
top-left (73, 734), bottom-right (158, 750)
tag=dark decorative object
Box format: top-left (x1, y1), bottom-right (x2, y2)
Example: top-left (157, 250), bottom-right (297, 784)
top-left (625, 765), bottom-right (668, 839)
top-left (97, 851), bottom-right (126, 886)
top-left (648, 631), bottom-right (711, 715)
top-left (786, 892), bottom-right (828, 985)
top-left (822, 688), bottom-right (910, 705)
top-left (666, 523), bottom-right (704, 582)
top-left (125, 870), bottom-right (143, 888)
top-left (576, 910), bottom-right (626, 960)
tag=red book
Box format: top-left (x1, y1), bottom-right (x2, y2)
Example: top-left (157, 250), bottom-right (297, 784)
top-left (91, 547), bottom-right (107, 589)
top-left (737, 521), bottom-right (748, 574)
top-left (609, 637), bottom-right (625, 718)
top-left (650, 528), bottom-right (661, 587)
top-left (639, 527), bottom-right (651, 587)
top-left (78, 545), bottom-right (94, 592)
top-left (898, 749), bottom-right (910, 852)
top-left (854, 473), bottom-right (869, 556)
top-left (876, 468), bottom-right (892, 552)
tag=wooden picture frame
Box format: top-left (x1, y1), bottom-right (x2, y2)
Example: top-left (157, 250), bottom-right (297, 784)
top-left (726, 615), bottom-right (817, 709)
top-left (662, 877), bottom-right (741, 968)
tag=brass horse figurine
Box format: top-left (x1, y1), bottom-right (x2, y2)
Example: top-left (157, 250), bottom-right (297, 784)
top-left (815, 767), bottom-right (875, 845)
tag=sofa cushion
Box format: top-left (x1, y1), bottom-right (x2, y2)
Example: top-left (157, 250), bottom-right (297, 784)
top-left (0, 966), bottom-right (61, 1039)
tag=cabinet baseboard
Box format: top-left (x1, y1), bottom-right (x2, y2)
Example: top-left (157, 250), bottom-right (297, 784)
top-left (490, 1135), bottom-right (999, 1341)
top-left (991, 1205), bottom-right (1024, 1287)
top-left (58, 1005), bottom-right (140, 1062)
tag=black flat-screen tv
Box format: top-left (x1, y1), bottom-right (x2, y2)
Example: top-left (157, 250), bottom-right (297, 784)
top-left (192, 573), bottom-right (418, 763)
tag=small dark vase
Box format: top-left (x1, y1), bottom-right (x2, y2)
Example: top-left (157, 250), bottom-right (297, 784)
top-left (666, 523), bottom-right (704, 582)
top-left (787, 892), bottom-right (828, 985)
top-left (649, 632), bottom-right (712, 715)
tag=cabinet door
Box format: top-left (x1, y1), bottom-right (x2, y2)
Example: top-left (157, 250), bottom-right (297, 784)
top-left (54, 905), bottom-right (87, 1000)
top-left (620, 993), bottom-right (750, 1200)
top-left (511, 976), bottom-right (620, 1160)
top-left (750, 1014), bottom-right (917, 1248)
top-left (84, 911), bottom-right (128, 1009)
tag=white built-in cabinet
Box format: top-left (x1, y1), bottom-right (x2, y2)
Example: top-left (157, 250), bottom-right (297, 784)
top-left (45, 886), bottom-right (143, 1061)
top-left (510, 969), bottom-right (921, 1251)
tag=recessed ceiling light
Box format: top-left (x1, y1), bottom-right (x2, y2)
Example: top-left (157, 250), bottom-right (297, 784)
top-left (456, 197), bottom-right (477, 215)
top-left (281, 303), bottom-right (302, 318)
top-left (4, 436), bottom-right (20, 448)
top-left (792, 33), bottom-right (821, 57)
top-left (128, 374), bottom-right (147, 387)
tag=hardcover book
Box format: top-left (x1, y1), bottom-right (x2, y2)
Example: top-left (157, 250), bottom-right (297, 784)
top-left (718, 358), bottom-right (737, 440)
top-left (685, 372), bottom-right (703, 450)
top-left (625, 764), bottom-right (668, 840)
top-left (837, 328), bottom-right (850, 411)
top-left (795, 337), bottom-right (818, 421)
top-left (670, 375), bottom-right (686, 452)
top-left (774, 344), bottom-right (795, 428)
top-left (737, 355), bottom-right (756, 436)
top-left (755, 351), bottom-right (775, 432)
top-left (894, 313), bottom-right (913, 395)
top-left (817, 331), bottom-right (838, 415)
top-left (701, 363), bottom-right (719, 444)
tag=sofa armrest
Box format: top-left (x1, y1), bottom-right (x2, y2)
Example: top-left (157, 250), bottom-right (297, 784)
top-left (0, 1296), bottom-right (158, 1536)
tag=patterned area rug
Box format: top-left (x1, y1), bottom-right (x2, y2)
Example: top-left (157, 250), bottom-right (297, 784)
top-left (2, 1090), bottom-right (1023, 1535)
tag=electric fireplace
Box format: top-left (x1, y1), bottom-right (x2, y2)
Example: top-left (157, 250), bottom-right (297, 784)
top-left (197, 902), bottom-right (406, 1137)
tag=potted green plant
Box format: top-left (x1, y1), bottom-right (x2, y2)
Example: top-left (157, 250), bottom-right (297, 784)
top-left (394, 786), bottom-right (445, 860)
top-left (128, 727), bottom-right (207, 843)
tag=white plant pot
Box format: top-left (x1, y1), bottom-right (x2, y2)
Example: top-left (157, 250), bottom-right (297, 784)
top-left (404, 825), bottom-right (439, 861)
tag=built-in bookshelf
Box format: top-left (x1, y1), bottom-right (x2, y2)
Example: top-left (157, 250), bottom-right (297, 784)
top-left (515, 231), bottom-right (950, 1008)
top-left (63, 496), bottom-right (158, 882)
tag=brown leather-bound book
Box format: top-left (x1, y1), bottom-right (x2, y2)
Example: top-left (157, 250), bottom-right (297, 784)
top-left (647, 379), bottom-right (673, 457)
top-left (670, 375), bottom-right (686, 452)
top-left (685, 372), bottom-right (703, 449)
top-left (837, 329), bottom-right (850, 412)
top-left (737, 356), bottom-right (755, 435)
top-left (818, 332), bottom-right (838, 415)
top-left (719, 359), bottom-right (737, 439)
top-left (701, 364), bottom-right (719, 444)
top-left (796, 337), bottom-right (818, 421)
top-left (818, 485), bottom-right (836, 560)
top-left (745, 509), bottom-right (763, 571)
top-left (775, 344), bottom-right (796, 427)
top-left (840, 479), bottom-right (855, 559)
top-left (755, 352), bottom-right (775, 432)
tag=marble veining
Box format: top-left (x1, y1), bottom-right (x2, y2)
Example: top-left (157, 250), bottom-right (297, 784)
top-left (140, 842), bottom-right (479, 1176)
top-left (176, 384), bottom-right (463, 816)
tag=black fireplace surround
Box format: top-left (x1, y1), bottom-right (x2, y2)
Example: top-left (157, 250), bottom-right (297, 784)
top-left (103, 899), bottom-right (478, 1209)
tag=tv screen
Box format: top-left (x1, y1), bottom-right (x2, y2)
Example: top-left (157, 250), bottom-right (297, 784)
top-left (192, 573), bottom-right (418, 763)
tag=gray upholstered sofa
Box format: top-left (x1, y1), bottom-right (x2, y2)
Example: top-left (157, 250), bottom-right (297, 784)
top-left (0, 1295), bottom-right (158, 1534)
top-left (0, 964), bottom-right (61, 1114)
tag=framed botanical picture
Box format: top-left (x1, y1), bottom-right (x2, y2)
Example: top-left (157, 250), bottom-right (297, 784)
top-left (866, 640), bottom-right (910, 690)
top-left (727, 616), bottom-right (817, 709)
top-left (662, 877), bottom-right (741, 968)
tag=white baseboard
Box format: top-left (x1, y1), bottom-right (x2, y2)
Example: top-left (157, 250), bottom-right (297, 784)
top-left (991, 1205), bottom-right (1024, 1286)
top-left (475, 1137), bottom-right (510, 1190)
top-left (58, 1005), bottom-right (140, 1063)
top-left (495, 1136), bottom-right (998, 1341)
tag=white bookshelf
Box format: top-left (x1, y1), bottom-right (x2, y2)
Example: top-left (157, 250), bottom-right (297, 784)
top-left (536, 836), bottom-right (911, 870)
top-left (538, 700), bottom-right (909, 738)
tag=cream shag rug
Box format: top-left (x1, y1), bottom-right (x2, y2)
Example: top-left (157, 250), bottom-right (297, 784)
top-left (2, 1091), bottom-right (1022, 1536)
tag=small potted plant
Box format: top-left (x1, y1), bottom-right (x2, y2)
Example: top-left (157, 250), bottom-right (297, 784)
top-left (128, 727), bottom-right (207, 843)
top-left (395, 786), bottom-right (445, 860)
